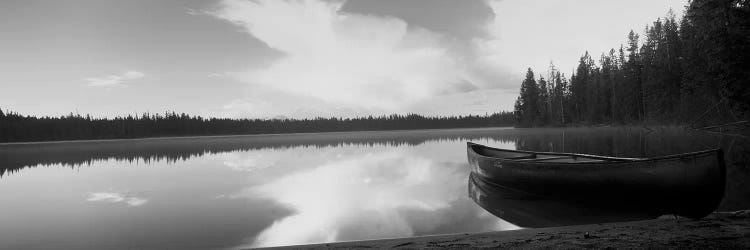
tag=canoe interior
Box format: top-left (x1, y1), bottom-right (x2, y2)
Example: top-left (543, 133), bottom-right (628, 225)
top-left (469, 142), bottom-right (652, 163)
top-left (472, 147), bottom-right (609, 163)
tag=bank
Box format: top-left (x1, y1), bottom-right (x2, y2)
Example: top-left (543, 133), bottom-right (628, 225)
top-left (261, 211), bottom-right (749, 249)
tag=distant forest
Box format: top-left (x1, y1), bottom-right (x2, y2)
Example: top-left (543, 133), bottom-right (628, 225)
top-left (0, 109), bottom-right (515, 142)
top-left (514, 0), bottom-right (750, 127)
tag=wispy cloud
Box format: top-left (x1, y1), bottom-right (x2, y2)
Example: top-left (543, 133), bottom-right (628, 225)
top-left (86, 192), bottom-right (148, 207)
top-left (85, 71), bottom-right (145, 87)
top-left (207, 71), bottom-right (240, 78)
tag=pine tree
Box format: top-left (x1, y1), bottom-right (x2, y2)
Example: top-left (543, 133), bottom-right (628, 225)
top-left (514, 68), bottom-right (540, 126)
top-left (570, 51), bottom-right (595, 122)
top-left (512, 2), bottom-right (749, 126)
top-left (538, 76), bottom-right (550, 124)
top-left (682, 0), bottom-right (750, 118)
top-left (624, 30), bottom-right (643, 121)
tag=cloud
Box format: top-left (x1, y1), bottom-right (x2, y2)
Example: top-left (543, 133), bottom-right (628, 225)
top-left (228, 150), bottom-right (515, 248)
top-left (340, 0), bottom-right (496, 40)
top-left (85, 71), bottom-right (145, 87)
top-left (218, 91), bottom-right (368, 119)
top-left (209, 0), bottom-right (685, 117)
top-left (221, 149), bottom-right (280, 172)
top-left (211, 0), bottom-right (494, 116)
top-left (86, 192), bottom-right (148, 207)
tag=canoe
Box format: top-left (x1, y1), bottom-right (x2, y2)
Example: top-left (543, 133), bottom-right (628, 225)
top-left (469, 172), bottom-right (656, 227)
top-left (466, 142), bottom-right (726, 219)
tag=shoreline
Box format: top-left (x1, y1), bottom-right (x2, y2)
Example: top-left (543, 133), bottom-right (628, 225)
top-left (0, 126), bottom-right (517, 146)
top-left (1, 125), bottom-right (703, 146)
top-left (261, 211), bottom-right (750, 249)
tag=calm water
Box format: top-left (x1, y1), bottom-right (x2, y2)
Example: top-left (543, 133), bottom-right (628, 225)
top-left (1, 127), bottom-right (748, 249)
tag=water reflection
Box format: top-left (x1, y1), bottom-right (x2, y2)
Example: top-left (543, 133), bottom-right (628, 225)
top-left (0, 128), bottom-right (515, 177)
top-left (0, 127), bottom-right (747, 249)
top-left (2, 127), bottom-right (743, 177)
top-left (87, 192), bottom-right (148, 207)
top-left (215, 145), bottom-right (518, 247)
top-left (3, 127), bottom-right (745, 211)
top-left (220, 149), bottom-right (283, 173)
top-left (469, 173), bottom-right (656, 228)
top-left (0, 129), bottom-right (519, 249)
top-left (245, 150), bottom-right (453, 246)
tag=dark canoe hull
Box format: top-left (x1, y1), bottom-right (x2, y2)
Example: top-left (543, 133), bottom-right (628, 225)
top-left (469, 173), bottom-right (657, 228)
top-left (466, 142), bottom-right (726, 219)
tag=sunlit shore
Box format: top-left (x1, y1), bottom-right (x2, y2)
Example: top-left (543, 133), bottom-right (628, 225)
top-left (264, 211), bottom-right (750, 249)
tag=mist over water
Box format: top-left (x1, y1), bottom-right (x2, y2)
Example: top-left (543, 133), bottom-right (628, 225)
top-left (0, 127), bottom-right (747, 249)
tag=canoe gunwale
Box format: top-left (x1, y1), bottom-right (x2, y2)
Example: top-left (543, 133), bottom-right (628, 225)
top-left (467, 142), bottom-right (721, 165)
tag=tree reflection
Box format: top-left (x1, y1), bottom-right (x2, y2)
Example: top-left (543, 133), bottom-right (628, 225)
top-left (2, 127), bottom-right (747, 211)
top-left (0, 129), bottom-right (515, 177)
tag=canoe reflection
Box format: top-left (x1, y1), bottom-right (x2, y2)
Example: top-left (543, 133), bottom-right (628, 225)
top-left (468, 173), bottom-right (660, 228)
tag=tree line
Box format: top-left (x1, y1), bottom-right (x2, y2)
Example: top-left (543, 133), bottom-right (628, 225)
top-left (0, 109), bottom-right (515, 142)
top-left (0, 128), bottom-right (516, 177)
top-left (514, 0), bottom-right (749, 127)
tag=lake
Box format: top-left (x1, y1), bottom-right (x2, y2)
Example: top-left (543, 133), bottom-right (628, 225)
top-left (1, 127), bottom-right (747, 249)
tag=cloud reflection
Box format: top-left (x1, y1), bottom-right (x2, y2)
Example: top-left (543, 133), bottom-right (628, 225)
top-left (221, 152), bottom-right (275, 173)
top-left (237, 149), bottom-right (497, 247)
top-left (86, 192), bottom-right (148, 207)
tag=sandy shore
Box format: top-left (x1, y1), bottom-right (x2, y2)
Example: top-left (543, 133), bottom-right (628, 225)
top-left (262, 211), bottom-right (750, 249)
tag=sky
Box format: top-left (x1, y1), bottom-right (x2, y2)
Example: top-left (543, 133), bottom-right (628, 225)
top-left (0, 0), bottom-right (687, 119)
